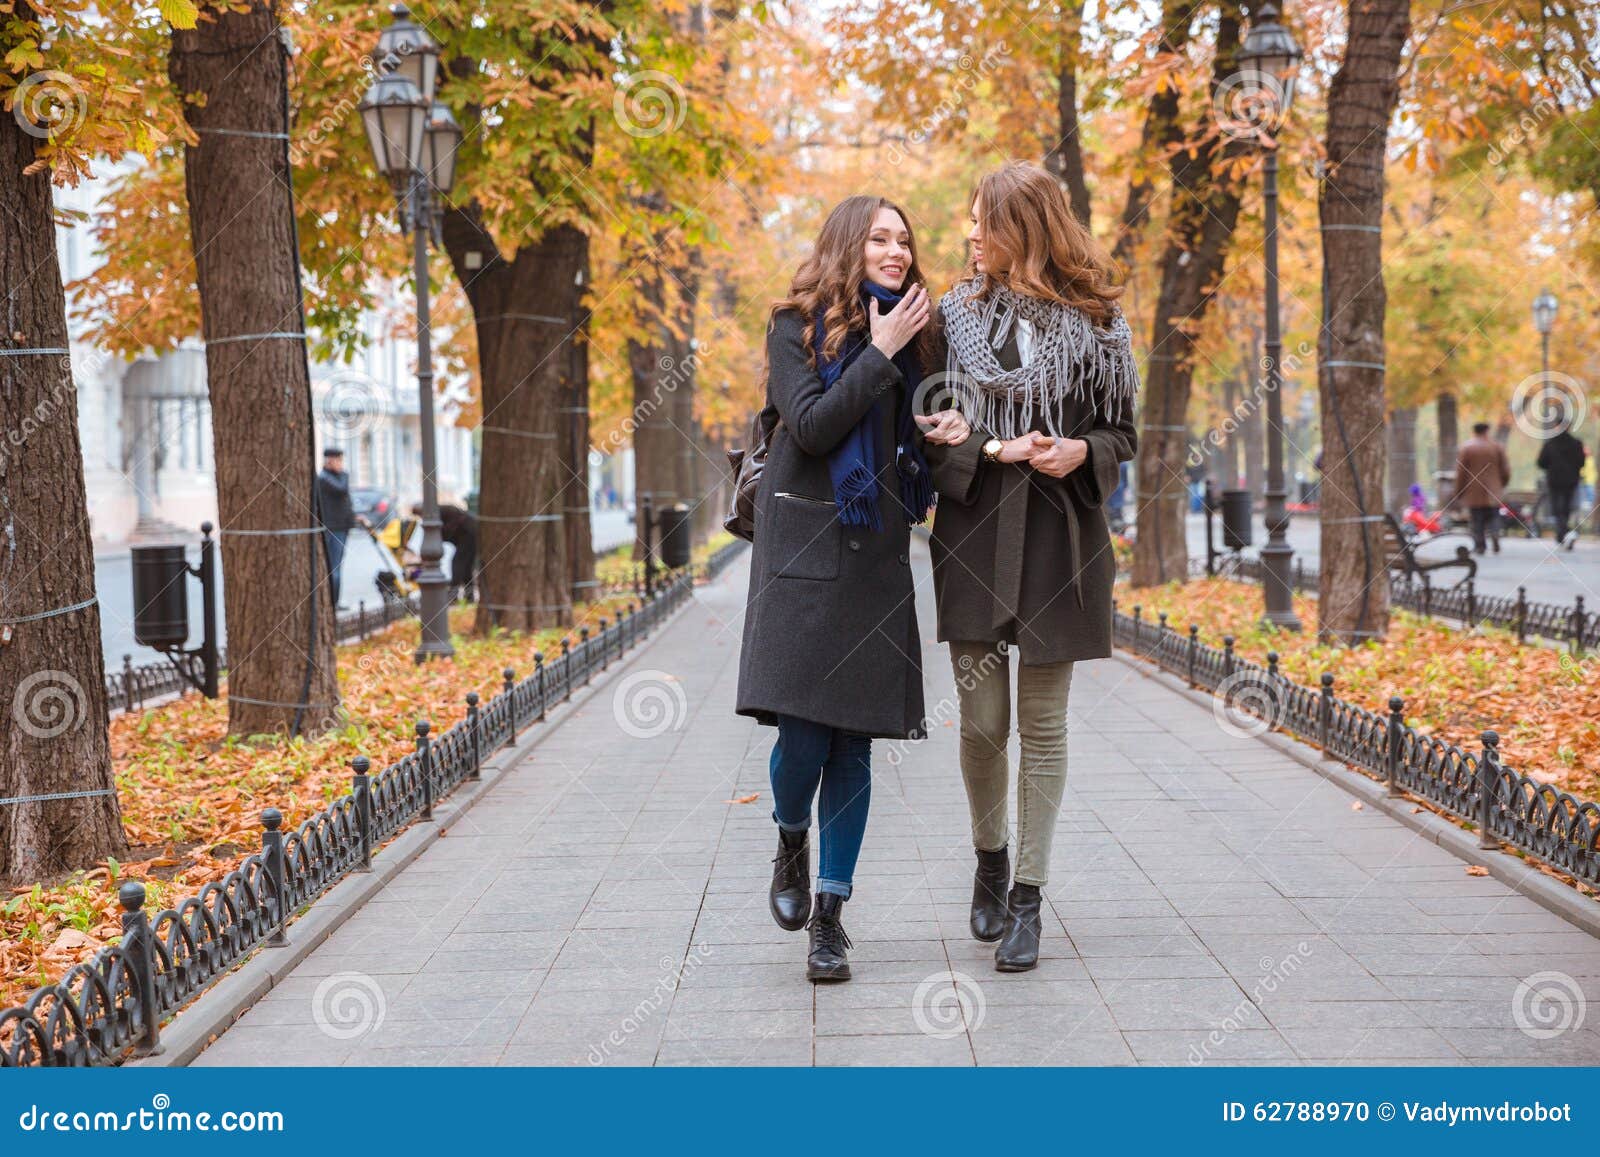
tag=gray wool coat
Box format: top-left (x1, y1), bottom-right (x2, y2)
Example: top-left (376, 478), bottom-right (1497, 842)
top-left (735, 309), bottom-right (928, 740)
top-left (923, 316), bottom-right (1138, 665)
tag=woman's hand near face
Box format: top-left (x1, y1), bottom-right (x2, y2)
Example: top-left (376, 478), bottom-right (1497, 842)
top-left (1027, 435), bottom-right (1089, 478)
top-left (915, 409), bottom-right (971, 446)
top-left (869, 284), bottom-right (930, 359)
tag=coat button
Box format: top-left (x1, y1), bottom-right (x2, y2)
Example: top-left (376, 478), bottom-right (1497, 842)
top-left (848, 540), bottom-right (860, 551)
top-left (898, 552), bottom-right (909, 565)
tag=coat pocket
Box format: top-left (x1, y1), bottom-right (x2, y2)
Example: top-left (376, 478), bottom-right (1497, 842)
top-left (769, 492), bottom-right (841, 581)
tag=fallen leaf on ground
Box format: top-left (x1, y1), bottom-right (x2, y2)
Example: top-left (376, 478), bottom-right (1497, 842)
top-left (725, 793), bottom-right (760, 804)
top-left (1465, 865), bottom-right (1490, 876)
top-left (1351, 801), bottom-right (1364, 810)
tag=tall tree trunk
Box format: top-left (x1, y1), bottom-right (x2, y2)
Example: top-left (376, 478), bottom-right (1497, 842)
top-left (442, 209), bottom-right (583, 633)
top-left (1044, 0), bottom-right (1091, 227)
top-left (562, 278), bottom-right (593, 604)
top-left (1435, 390), bottom-right (1458, 499)
top-left (1130, 0), bottom-right (1250, 587)
top-left (1317, 0), bottom-right (1410, 643)
top-left (626, 255), bottom-right (685, 559)
top-left (1387, 405), bottom-right (1417, 513)
top-left (1221, 373), bottom-right (1241, 486)
top-left (0, 84), bottom-right (127, 882)
top-left (1112, 0), bottom-right (1202, 269)
top-left (170, 0), bottom-right (339, 737)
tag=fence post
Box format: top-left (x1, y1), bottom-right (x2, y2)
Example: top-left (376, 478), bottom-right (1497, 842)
top-left (1222, 635), bottom-right (1235, 682)
top-left (466, 692), bottom-right (482, 781)
top-left (352, 756), bottom-right (372, 870)
top-left (1132, 605), bottom-right (1142, 655)
top-left (1464, 576), bottom-right (1476, 629)
top-left (1572, 595), bottom-right (1587, 657)
top-left (1318, 673), bottom-right (1334, 750)
top-left (561, 637), bottom-right (573, 701)
top-left (1385, 696), bottom-right (1405, 797)
top-left (534, 653), bottom-right (547, 722)
top-left (416, 720), bottom-right (434, 821)
top-left (1157, 612), bottom-right (1169, 668)
top-left (261, 808), bottom-right (288, 946)
top-left (358, 599), bottom-right (367, 641)
top-left (1515, 585), bottom-right (1528, 644)
top-left (580, 626), bottom-right (592, 685)
top-left (119, 881), bottom-right (162, 1057)
top-left (1477, 730), bottom-right (1500, 850)
top-left (1420, 572), bottom-right (1432, 619)
top-left (1186, 625), bottom-right (1199, 686)
top-left (502, 667), bottom-right (517, 734)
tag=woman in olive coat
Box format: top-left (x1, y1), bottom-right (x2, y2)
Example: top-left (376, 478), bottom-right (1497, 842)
top-left (735, 195), bottom-right (969, 982)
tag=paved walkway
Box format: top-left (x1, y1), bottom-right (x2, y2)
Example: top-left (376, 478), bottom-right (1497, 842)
top-left (195, 542), bottom-right (1600, 1067)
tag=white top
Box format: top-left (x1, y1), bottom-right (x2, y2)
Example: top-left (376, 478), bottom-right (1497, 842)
top-left (1015, 317), bottom-right (1035, 366)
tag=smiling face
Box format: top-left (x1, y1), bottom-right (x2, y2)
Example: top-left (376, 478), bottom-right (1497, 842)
top-left (862, 206), bottom-right (913, 291)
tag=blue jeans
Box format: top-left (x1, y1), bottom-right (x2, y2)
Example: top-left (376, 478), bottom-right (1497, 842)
top-left (769, 715), bottom-right (872, 899)
top-left (323, 529), bottom-right (349, 606)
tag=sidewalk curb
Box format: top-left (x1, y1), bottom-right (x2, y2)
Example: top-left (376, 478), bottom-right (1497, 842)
top-left (1108, 650), bottom-right (1600, 940)
top-left (130, 587), bottom-right (705, 1068)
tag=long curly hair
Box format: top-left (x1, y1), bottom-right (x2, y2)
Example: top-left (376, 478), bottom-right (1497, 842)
top-left (965, 161), bottom-right (1122, 325)
top-left (765, 195), bottom-right (936, 382)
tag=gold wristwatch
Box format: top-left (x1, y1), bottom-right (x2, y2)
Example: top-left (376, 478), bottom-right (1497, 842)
top-left (981, 437), bottom-right (1004, 463)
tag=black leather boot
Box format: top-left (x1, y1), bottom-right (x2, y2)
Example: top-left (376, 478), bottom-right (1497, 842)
top-left (970, 846), bottom-right (1010, 942)
top-left (994, 883), bottom-right (1042, 972)
top-left (769, 827), bottom-right (811, 931)
top-left (805, 893), bottom-right (852, 982)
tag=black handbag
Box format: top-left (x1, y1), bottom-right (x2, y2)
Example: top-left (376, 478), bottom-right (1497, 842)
top-left (723, 403), bottom-right (780, 542)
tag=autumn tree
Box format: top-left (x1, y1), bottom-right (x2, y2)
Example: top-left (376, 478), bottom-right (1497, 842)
top-left (1316, 0), bottom-right (1410, 643)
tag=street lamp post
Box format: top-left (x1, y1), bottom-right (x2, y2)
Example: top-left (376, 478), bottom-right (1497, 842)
top-left (1238, 2), bottom-right (1303, 632)
top-left (1532, 288), bottom-right (1558, 381)
top-left (359, 6), bottom-right (462, 662)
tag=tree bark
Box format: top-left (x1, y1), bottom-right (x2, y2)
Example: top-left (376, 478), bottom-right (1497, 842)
top-left (1044, 0), bottom-right (1092, 227)
top-left (442, 206), bottom-right (583, 633)
top-left (170, 0), bottom-right (339, 737)
top-left (561, 280), bottom-right (593, 603)
top-left (1316, 0), bottom-right (1410, 643)
top-left (1130, 0), bottom-right (1250, 587)
top-left (1435, 389), bottom-right (1458, 484)
top-left (0, 66), bottom-right (128, 882)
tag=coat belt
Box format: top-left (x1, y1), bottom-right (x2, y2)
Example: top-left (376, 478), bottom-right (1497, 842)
top-left (990, 468), bottom-right (1083, 633)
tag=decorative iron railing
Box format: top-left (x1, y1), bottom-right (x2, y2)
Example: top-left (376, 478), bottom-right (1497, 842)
top-left (1195, 554), bottom-right (1597, 654)
top-left (1113, 599), bottom-right (1600, 895)
top-left (2, 538), bottom-right (748, 1068)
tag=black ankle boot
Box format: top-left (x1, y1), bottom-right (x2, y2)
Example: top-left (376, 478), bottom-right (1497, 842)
top-left (769, 827), bottom-right (811, 931)
top-left (805, 893), bottom-right (852, 982)
top-left (970, 847), bottom-right (1010, 942)
top-left (995, 883), bottom-right (1042, 972)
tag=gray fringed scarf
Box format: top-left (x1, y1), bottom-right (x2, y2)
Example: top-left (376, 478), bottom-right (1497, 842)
top-left (941, 279), bottom-right (1139, 440)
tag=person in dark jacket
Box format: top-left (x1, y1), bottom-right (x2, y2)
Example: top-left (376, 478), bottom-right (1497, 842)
top-left (923, 162), bottom-right (1139, 973)
top-left (316, 448), bottom-right (367, 608)
top-left (1536, 428), bottom-right (1586, 548)
top-left (413, 501), bottom-right (479, 601)
top-left (1453, 422), bottom-right (1510, 554)
top-left (735, 195), bottom-right (968, 983)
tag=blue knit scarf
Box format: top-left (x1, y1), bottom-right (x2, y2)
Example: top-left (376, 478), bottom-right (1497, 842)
top-left (811, 282), bottom-right (935, 531)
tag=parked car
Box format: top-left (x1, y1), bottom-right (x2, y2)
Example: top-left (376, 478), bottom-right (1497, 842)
top-left (350, 488), bottom-right (399, 529)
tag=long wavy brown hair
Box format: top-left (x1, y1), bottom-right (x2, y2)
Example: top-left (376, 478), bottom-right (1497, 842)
top-left (966, 161), bottom-right (1122, 325)
top-left (764, 195), bottom-right (936, 383)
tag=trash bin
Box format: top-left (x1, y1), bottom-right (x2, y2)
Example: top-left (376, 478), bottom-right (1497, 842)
top-left (131, 544), bottom-right (189, 648)
top-left (1220, 488), bottom-right (1253, 551)
top-left (657, 504), bottom-right (692, 569)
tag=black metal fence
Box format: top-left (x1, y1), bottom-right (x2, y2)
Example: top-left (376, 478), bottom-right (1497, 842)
top-left (1199, 554), bottom-right (1598, 654)
top-left (2, 539), bottom-right (747, 1068)
top-left (1114, 599), bottom-right (1600, 895)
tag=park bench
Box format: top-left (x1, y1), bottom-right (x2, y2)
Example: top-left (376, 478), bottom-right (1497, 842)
top-left (1383, 512), bottom-right (1477, 589)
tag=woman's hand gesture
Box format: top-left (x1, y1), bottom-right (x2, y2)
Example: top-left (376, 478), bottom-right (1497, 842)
top-left (915, 409), bottom-right (971, 446)
top-left (869, 285), bottom-right (930, 359)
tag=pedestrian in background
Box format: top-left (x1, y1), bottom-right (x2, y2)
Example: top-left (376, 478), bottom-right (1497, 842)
top-left (316, 448), bottom-right (367, 608)
top-left (1453, 421), bottom-right (1511, 554)
top-left (1536, 426), bottom-right (1586, 549)
top-left (414, 501), bottom-right (479, 601)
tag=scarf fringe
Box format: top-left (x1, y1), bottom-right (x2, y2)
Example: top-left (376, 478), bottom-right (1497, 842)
top-left (942, 280), bottom-right (1140, 441)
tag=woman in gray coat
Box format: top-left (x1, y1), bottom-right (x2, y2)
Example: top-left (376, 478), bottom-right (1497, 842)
top-left (925, 162), bottom-right (1139, 973)
top-left (735, 195), bottom-right (969, 982)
